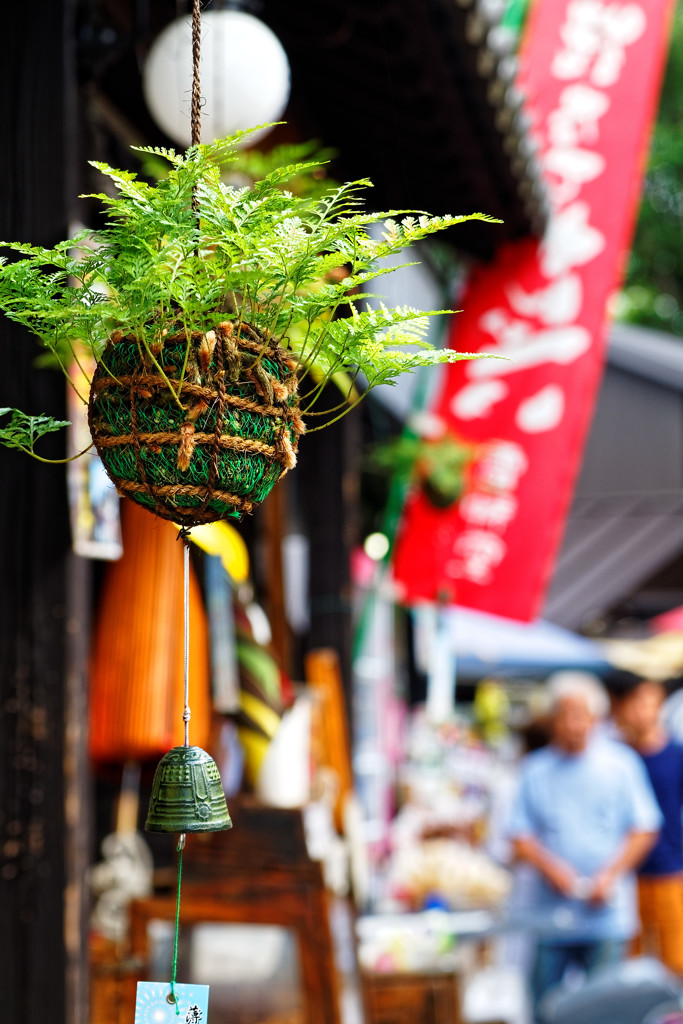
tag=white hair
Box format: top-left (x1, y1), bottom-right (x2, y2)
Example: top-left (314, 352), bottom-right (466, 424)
top-left (546, 671), bottom-right (609, 719)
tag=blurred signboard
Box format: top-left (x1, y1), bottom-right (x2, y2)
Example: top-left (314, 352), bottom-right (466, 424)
top-left (393, 0), bottom-right (675, 620)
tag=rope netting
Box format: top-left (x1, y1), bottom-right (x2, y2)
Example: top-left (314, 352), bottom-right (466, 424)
top-left (88, 321), bottom-right (303, 526)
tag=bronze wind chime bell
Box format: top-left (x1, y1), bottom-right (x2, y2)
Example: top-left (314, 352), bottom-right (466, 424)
top-left (146, 745), bottom-right (232, 834)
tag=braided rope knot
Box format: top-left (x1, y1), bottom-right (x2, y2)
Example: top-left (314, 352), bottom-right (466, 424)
top-left (177, 422), bottom-right (197, 472)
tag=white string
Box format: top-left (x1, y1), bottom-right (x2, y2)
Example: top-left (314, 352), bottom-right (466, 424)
top-left (183, 535), bottom-right (191, 747)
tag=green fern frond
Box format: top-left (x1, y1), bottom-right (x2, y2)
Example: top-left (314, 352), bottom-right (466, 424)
top-left (0, 407), bottom-right (71, 458)
top-left (130, 144), bottom-right (185, 166)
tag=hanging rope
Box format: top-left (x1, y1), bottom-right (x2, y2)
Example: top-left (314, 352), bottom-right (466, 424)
top-left (190, 0), bottom-right (202, 228)
top-left (170, 525), bottom-right (192, 1014)
top-left (169, 839), bottom-right (184, 1015)
top-left (190, 0), bottom-right (202, 149)
top-left (182, 531), bottom-right (191, 747)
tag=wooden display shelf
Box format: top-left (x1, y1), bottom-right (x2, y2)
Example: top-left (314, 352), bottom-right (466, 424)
top-left (90, 800), bottom-right (343, 1024)
top-left (361, 969), bottom-right (463, 1024)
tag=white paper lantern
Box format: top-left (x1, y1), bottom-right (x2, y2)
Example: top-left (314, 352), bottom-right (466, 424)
top-left (143, 10), bottom-right (290, 148)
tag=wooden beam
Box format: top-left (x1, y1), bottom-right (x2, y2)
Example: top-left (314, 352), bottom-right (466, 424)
top-left (0, 0), bottom-right (88, 1019)
top-left (260, 481), bottom-right (292, 677)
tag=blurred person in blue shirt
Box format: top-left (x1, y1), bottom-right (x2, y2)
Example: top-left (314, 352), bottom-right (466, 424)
top-left (610, 669), bottom-right (683, 974)
top-left (509, 671), bottom-right (661, 1017)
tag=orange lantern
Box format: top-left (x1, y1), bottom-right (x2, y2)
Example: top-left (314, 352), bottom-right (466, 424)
top-left (90, 501), bottom-right (211, 761)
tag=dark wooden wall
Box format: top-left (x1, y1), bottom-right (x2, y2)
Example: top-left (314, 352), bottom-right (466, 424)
top-left (0, 0), bottom-right (89, 1020)
top-left (299, 393), bottom-right (361, 706)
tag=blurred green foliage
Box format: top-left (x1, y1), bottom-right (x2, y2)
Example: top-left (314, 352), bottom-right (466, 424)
top-left (619, 0), bottom-right (683, 336)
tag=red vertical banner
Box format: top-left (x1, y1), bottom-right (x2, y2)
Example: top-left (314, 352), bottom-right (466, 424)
top-left (393, 0), bottom-right (674, 620)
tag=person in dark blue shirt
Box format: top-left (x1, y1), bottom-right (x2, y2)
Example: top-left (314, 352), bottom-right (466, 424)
top-left (610, 670), bottom-right (683, 974)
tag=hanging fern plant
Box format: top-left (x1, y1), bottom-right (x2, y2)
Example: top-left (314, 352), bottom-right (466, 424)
top-left (0, 129), bottom-right (498, 525)
top-left (368, 431), bottom-right (477, 510)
